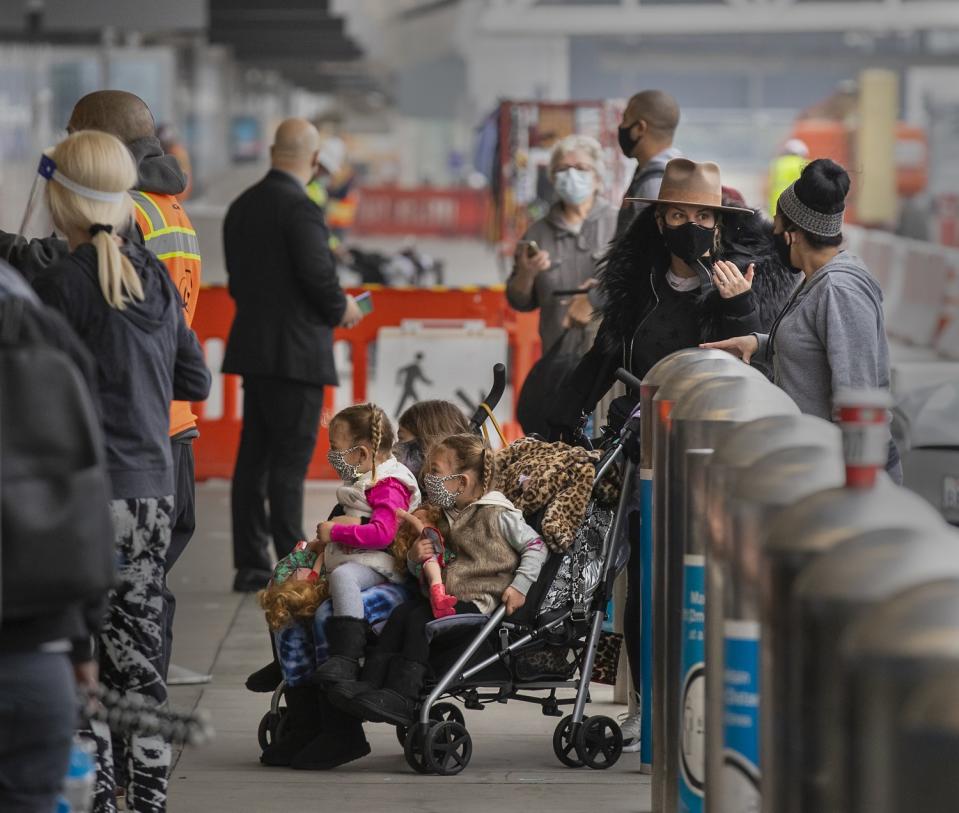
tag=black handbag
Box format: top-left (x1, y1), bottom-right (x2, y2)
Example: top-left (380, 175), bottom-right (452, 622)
top-left (517, 329), bottom-right (585, 438)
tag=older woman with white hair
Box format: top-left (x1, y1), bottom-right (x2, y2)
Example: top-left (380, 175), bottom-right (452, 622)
top-left (507, 134), bottom-right (618, 360)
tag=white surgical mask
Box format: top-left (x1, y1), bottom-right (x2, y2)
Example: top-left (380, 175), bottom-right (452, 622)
top-left (553, 167), bottom-right (594, 206)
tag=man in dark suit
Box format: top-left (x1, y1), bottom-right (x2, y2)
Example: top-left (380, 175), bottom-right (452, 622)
top-left (224, 118), bottom-right (363, 592)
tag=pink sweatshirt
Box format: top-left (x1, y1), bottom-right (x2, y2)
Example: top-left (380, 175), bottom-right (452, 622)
top-left (328, 478), bottom-right (413, 550)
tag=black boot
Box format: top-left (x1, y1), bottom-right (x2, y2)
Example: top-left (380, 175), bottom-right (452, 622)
top-left (312, 617), bottom-right (369, 686)
top-left (349, 658), bottom-right (427, 726)
top-left (259, 685), bottom-right (323, 767)
top-left (291, 692), bottom-right (371, 770)
top-left (246, 636), bottom-right (282, 693)
top-left (328, 652), bottom-right (393, 710)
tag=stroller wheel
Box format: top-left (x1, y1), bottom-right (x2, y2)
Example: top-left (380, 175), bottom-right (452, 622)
top-left (396, 701), bottom-right (465, 747)
top-left (403, 725), bottom-right (433, 774)
top-left (553, 714), bottom-right (588, 768)
top-left (424, 721), bottom-right (473, 776)
top-left (575, 715), bottom-right (623, 770)
top-left (256, 709), bottom-right (289, 751)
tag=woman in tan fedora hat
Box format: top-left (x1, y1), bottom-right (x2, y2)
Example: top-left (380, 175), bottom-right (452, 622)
top-left (548, 158), bottom-right (796, 749)
top-left (552, 158), bottom-right (795, 432)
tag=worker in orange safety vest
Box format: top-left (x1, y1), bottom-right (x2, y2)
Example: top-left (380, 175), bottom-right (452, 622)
top-left (68, 90), bottom-right (207, 687)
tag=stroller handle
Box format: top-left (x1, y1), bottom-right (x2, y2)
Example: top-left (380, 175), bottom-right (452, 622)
top-left (469, 363), bottom-right (507, 432)
top-left (614, 367), bottom-right (643, 394)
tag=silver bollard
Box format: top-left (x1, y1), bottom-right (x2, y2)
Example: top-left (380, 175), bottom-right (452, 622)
top-left (792, 525), bottom-right (959, 813)
top-left (897, 674), bottom-right (959, 812)
top-left (651, 357), bottom-right (766, 812)
top-left (641, 349), bottom-right (735, 473)
top-left (679, 448), bottom-right (713, 813)
top-left (702, 414), bottom-right (839, 813)
top-left (842, 577), bottom-right (959, 813)
top-left (640, 348), bottom-right (735, 780)
top-left (664, 375), bottom-right (797, 813)
top-left (758, 390), bottom-right (947, 813)
top-left (719, 445), bottom-right (845, 813)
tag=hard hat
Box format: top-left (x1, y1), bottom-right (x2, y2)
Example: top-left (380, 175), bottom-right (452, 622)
top-left (317, 136), bottom-right (346, 175)
top-left (783, 138), bottom-right (810, 158)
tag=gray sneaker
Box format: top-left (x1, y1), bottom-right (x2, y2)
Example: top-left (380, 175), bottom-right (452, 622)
top-left (167, 664), bottom-right (212, 686)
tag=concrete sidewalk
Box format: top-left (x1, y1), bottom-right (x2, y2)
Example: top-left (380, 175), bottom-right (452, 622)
top-left (165, 482), bottom-right (650, 812)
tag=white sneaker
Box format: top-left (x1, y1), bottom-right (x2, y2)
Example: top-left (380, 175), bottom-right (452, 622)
top-left (167, 664), bottom-right (212, 686)
top-left (618, 711), bottom-right (642, 753)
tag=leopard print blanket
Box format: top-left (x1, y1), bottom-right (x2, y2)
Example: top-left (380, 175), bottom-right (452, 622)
top-left (494, 437), bottom-right (614, 553)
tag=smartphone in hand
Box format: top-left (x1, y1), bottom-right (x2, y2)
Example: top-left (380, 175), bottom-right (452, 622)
top-left (355, 291), bottom-right (374, 315)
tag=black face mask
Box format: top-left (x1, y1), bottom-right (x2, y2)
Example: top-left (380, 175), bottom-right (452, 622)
top-left (392, 439), bottom-right (425, 477)
top-left (662, 222), bottom-right (716, 265)
top-left (773, 231), bottom-right (802, 273)
top-left (618, 124), bottom-right (639, 158)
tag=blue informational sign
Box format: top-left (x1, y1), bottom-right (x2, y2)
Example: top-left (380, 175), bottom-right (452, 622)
top-left (679, 555), bottom-right (706, 813)
top-left (722, 620), bottom-right (762, 813)
top-left (639, 469), bottom-right (654, 768)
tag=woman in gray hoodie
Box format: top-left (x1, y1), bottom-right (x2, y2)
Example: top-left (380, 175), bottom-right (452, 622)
top-left (703, 158), bottom-right (902, 481)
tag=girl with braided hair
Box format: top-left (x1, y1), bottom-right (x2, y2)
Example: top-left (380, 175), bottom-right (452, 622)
top-left (297, 403), bottom-right (424, 687)
top-left (341, 433), bottom-right (548, 728)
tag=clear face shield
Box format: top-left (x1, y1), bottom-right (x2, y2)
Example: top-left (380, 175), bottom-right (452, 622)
top-left (17, 153), bottom-right (128, 244)
top-left (17, 153), bottom-right (58, 242)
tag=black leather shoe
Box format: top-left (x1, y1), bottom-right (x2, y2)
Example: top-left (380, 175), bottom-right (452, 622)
top-left (246, 660), bottom-right (283, 693)
top-left (233, 569), bottom-right (271, 593)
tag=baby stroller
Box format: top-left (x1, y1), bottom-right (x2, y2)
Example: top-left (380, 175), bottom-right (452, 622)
top-left (257, 364), bottom-right (514, 750)
top-left (259, 366), bottom-right (640, 778)
top-left (396, 368), bottom-right (640, 776)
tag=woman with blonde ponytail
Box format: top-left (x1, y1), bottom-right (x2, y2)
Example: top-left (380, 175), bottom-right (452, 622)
top-left (43, 130), bottom-right (142, 308)
top-left (30, 130), bottom-right (211, 813)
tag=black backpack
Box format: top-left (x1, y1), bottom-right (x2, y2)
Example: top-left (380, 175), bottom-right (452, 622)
top-left (0, 277), bottom-right (115, 623)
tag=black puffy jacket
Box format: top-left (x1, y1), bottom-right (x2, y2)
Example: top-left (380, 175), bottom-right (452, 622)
top-left (552, 204), bottom-right (798, 427)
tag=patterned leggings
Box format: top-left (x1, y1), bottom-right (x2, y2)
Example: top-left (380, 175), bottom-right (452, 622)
top-left (87, 497), bottom-right (173, 813)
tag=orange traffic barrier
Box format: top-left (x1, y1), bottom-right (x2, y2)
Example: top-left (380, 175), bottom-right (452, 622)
top-left (190, 285), bottom-right (541, 480)
top-left (790, 119), bottom-right (929, 225)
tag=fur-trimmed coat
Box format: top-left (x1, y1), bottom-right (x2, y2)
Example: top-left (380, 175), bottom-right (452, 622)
top-left (551, 204), bottom-right (798, 426)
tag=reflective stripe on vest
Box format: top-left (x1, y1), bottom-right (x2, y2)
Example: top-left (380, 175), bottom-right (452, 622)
top-left (130, 190), bottom-right (201, 263)
top-left (130, 189), bottom-right (202, 437)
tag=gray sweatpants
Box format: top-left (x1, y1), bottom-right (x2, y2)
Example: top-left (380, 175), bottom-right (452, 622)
top-left (328, 562), bottom-right (387, 618)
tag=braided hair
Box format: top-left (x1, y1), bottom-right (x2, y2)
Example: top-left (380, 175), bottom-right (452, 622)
top-left (331, 402), bottom-right (394, 479)
top-left (368, 402), bottom-right (382, 480)
top-left (480, 447), bottom-right (494, 493)
top-left (433, 433), bottom-right (496, 496)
